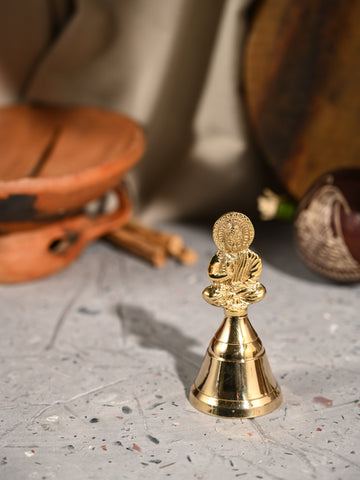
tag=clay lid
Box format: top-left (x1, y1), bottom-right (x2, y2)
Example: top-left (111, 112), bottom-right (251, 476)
top-left (0, 105), bottom-right (145, 223)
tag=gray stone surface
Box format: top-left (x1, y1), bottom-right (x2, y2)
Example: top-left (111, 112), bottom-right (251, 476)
top-left (0, 222), bottom-right (359, 480)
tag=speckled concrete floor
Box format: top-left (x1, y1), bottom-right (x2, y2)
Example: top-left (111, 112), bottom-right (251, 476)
top-left (1, 222), bottom-right (359, 480)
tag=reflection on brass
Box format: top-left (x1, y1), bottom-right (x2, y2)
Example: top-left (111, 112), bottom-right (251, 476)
top-left (189, 212), bottom-right (282, 418)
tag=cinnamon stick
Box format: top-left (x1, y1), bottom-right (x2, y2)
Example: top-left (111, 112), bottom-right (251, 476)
top-left (106, 228), bottom-right (167, 267)
top-left (125, 220), bottom-right (184, 256)
top-left (172, 246), bottom-right (198, 265)
top-left (107, 220), bottom-right (198, 267)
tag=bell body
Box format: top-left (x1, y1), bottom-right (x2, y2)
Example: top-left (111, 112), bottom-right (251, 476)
top-left (189, 314), bottom-right (281, 418)
top-left (190, 212), bottom-right (282, 418)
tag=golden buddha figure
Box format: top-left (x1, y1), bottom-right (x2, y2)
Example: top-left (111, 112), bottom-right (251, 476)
top-left (189, 211), bottom-right (281, 418)
top-left (202, 212), bottom-right (265, 316)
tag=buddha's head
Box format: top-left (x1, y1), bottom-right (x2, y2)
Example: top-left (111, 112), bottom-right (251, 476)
top-left (213, 212), bottom-right (254, 254)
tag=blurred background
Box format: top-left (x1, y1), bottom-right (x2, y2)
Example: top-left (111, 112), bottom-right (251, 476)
top-left (0, 0), bottom-right (359, 282)
top-left (0, 0), bottom-right (271, 223)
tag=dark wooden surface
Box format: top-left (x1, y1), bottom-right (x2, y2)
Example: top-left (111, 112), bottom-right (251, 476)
top-left (243, 0), bottom-right (360, 199)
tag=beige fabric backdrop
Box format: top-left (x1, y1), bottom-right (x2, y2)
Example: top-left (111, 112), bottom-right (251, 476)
top-left (0, 0), bottom-right (265, 222)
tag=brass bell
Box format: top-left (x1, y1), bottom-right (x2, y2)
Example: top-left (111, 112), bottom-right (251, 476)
top-left (189, 212), bottom-right (282, 418)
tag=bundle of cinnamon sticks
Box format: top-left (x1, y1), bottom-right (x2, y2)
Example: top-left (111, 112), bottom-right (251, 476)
top-left (106, 220), bottom-right (198, 267)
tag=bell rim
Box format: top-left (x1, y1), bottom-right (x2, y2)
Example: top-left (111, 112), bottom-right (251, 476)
top-left (189, 384), bottom-right (282, 419)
